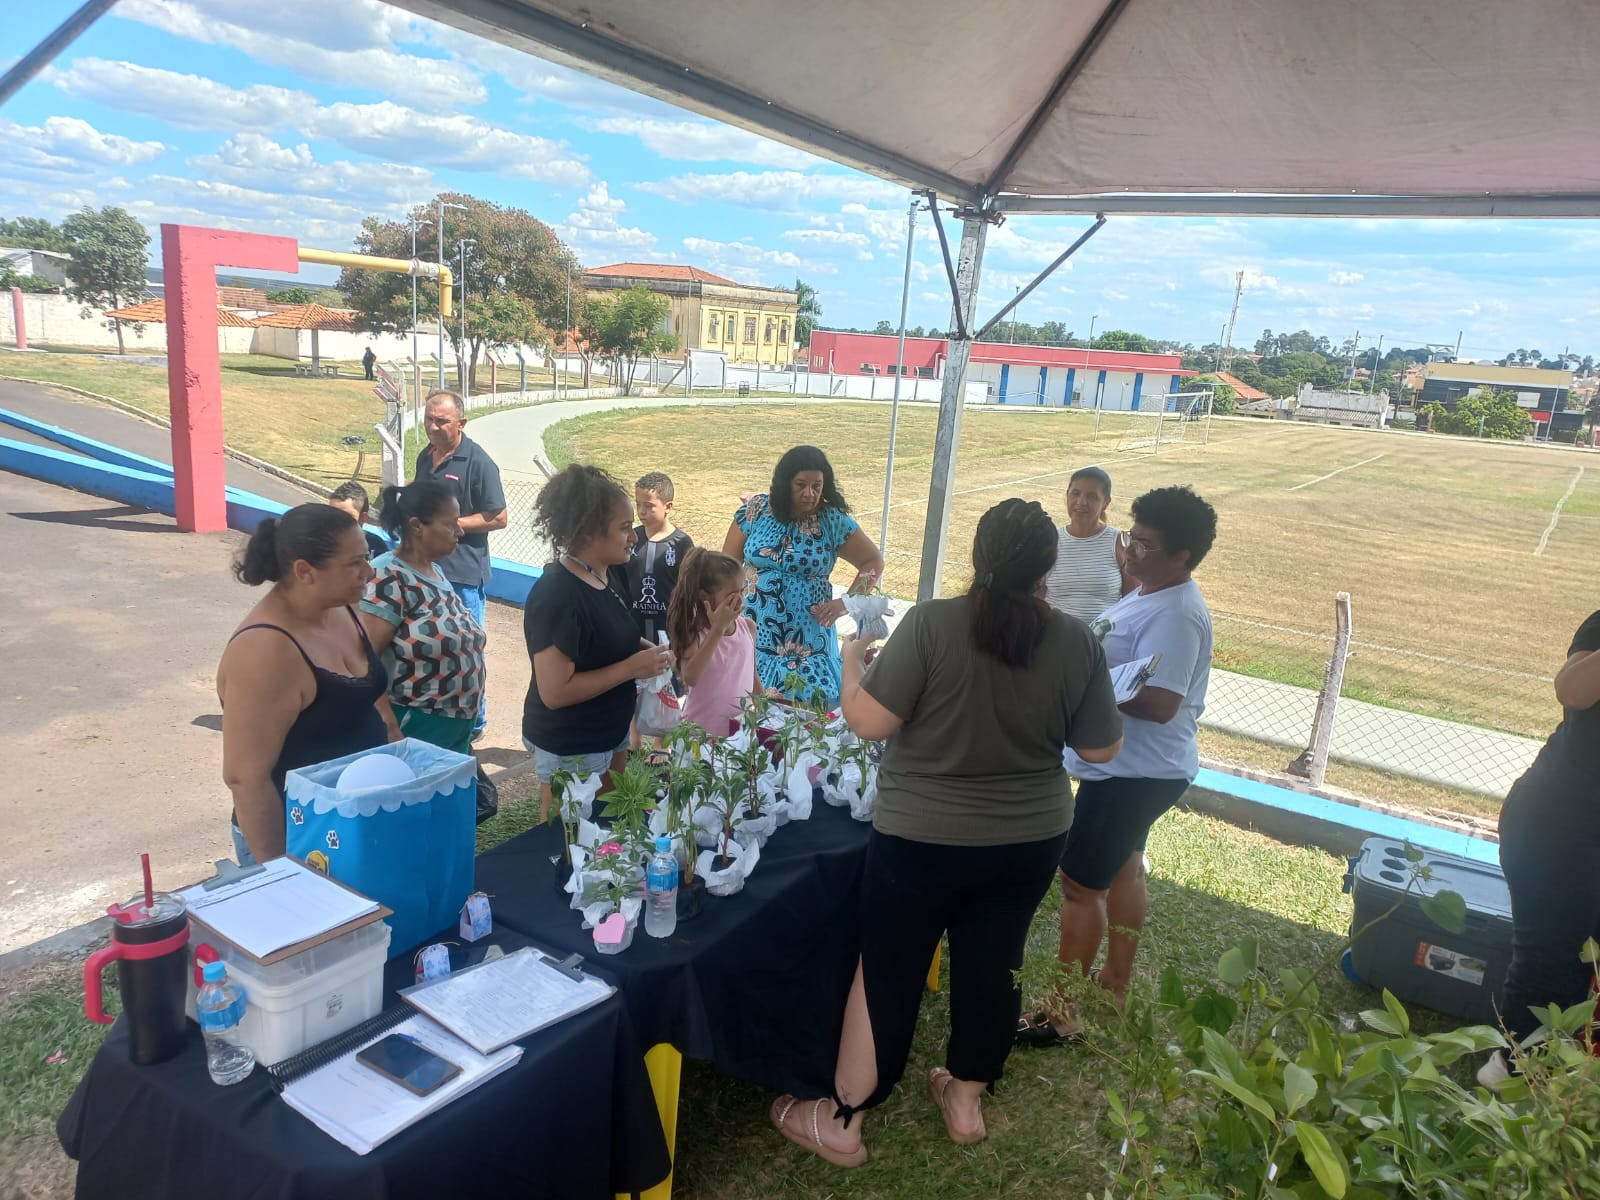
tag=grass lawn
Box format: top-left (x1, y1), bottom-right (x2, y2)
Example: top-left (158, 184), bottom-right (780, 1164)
top-left (2, 787), bottom-right (1380, 1200)
top-left (540, 402), bottom-right (1594, 742)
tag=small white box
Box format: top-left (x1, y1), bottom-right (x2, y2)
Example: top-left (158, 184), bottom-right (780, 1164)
top-left (187, 919), bottom-right (391, 1066)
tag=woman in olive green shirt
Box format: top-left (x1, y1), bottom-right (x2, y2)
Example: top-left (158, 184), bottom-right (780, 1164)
top-left (769, 498), bottom-right (1123, 1165)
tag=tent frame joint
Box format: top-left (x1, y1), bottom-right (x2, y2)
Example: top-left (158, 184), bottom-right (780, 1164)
top-left (974, 213), bottom-right (1106, 342)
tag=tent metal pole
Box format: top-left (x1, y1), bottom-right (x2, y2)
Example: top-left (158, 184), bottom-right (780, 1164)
top-left (916, 210), bottom-right (989, 602)
top-left (0, 0), bottom-right (118, 107)
top-left (926, 194), bottom-right (970, 341)
top-left (975, 214), bottom-right (1105, 341)
top-left (991, 193), bottom-right (1600, 219)
top-left (879, 193), bottom-right (920, 553)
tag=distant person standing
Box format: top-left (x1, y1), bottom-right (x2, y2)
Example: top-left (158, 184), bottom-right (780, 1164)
top-left (413, 389), bottom-right (508, 741)
top-left (1044, 467), bottom-right (1130, 624)
top-left (362, 346), bottom-right (377, 381)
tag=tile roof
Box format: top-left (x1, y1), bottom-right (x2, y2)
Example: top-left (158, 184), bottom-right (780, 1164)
top-left (250, 302), bottom-right (356, 331)
top-left (584, 262), bottom-right (742, 286)
top-left (1214, 370), bottom-right (1270, 401)
top-left (103, 298), bottom-right (257, 328)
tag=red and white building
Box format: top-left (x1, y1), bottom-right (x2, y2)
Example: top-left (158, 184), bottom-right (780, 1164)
top-left (804, 331), bottom-right (1190, 410)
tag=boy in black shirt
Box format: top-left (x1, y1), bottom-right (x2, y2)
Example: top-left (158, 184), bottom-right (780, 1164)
top-left (611, 471), bottom-right (694, 645)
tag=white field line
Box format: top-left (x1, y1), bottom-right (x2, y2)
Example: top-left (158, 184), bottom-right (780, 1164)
top-left (1534, 465), bottom-right (1586, 556)
top-left (1285, 453), bottom-right (1388, 492)
top-left (861, 452), bottom-right (1156, 517)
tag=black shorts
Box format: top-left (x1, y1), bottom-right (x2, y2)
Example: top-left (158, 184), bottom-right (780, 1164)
top-left (1060, 776), bottom-right (1192, 891)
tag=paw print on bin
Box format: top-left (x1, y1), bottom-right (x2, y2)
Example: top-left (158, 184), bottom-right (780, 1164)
top-left (325, 830), bottom-right (340, 850)
top-left (289, 806), bottom-right (304, 826)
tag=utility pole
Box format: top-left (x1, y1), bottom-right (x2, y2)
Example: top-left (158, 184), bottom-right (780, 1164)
top-left (436, 199), bottom-right (466, 389)
top-left (1009, 285), bottom-right (1019, 343)
top-left (564, 260), bottom-right (572, 401)
top-left (456, 238), bottom-right (474, 396)
top-left (1214, 324), bottom-right (1226, 373)
top-left (880, 192), bottom-right (920, 552)
top-left (409, 216), bottom-right (420, 428)
top-left (1220, 269), bottom-right (1243, 370)
top-left (1348, 329), bottom-right (1361, 388)
top-left (1369, 334), bottom-right (1383, 394)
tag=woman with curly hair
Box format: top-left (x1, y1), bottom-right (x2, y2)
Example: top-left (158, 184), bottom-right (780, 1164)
top-left (722, 445), bottom-right (884, 705)
top-left (522, 465), bottom-right (673, 816)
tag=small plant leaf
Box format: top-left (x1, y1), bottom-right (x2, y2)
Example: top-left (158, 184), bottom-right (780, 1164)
top-left (1159, 964), bottom-right (1186, 1007)
top-left (1189, 990), bottom-right (1239, 1034)
top-left (1402, 844), bottom-right (1424, 863)
top-left (1282, 1061), bottom-right (1317, 1116)
top-left (1581, 937), bottom-right (1600, 964)
top-left (1195, 1068), bottom-right (1277, 1123)
top-left (1420, 889), bottom-right (1467, 934)
top-left (1294, 1121), bottom-right (1349, 1198)
top-left (1380, 989), bottom-right (1412, 1037)
top-left (1218, 946), bottom-right (1250, 985)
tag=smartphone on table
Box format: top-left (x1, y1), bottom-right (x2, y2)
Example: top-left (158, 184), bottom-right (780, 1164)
top-left (355, 1034), bottom-right (462, 1096)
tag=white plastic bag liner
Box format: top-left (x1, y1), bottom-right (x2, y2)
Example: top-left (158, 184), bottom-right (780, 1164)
top-left (636, 667), bottom-right (683, 737)
top-left (691, 797), bottom-right (726, 849)
top-left (783, 751), bottom-right (820, 821)
top-left (843, 595), bottom-right (892, 642)
top-left (583, 893), bottom-right (641, 933)
top-left (284, 738), bottom-right (474, 956)
top-left (822, 761), bottom-right (863, 808)
top-left (697, 838), bottom-right (760, 897)
top-left (559, 772), bottom-right (604, 822)
top-left (850, 767), bottom-right (878, 822)
top-left (735, 808), bottom-right (778, 848)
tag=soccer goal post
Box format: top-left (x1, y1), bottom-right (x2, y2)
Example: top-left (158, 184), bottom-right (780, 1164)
top-left (1112, 389), bottom-right (1214, 453)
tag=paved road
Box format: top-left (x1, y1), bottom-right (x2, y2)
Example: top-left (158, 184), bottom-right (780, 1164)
top-left (0, 386), bottom-right (534, 953)
top-left (0, 378), bottom-right (317, 507)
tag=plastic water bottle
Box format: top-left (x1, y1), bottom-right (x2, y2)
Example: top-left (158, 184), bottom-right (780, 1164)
top-left (645, 835), bottom-right (678, 939)
top-left (195, 960), bottom-right (255, 1085)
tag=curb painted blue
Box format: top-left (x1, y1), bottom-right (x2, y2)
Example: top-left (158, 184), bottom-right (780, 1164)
top-left (0, 407), bottom-right (173, 476)
top-left (0, 436), bottom-right (177, 513)
top-left (1185, 766), bottom-right (1501, 866)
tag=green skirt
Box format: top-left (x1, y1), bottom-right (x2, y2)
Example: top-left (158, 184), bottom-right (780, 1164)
top-left (395, 704), bottom-right (474, 755)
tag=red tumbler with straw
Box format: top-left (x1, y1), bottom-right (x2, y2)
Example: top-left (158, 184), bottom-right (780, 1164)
top-left (83, 853), bottom-right (191, 1064)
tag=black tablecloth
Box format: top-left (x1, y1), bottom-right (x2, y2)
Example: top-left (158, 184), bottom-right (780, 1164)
top-left (478, 801), bottom-right (871, 1096)
top-left (57, 927), bottom-right (670, 1200)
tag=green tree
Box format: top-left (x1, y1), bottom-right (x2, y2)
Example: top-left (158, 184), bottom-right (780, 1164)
top-left (1428, 389), bottom-right (1534, 439)
top-left (60, 206), bottom-right (150, 355)
top-left (581, 285), bottom-right (677, 396)
top-left (338, 192), bottom-right (580, 390)
top-left (0, 216), bottom-right (69, 252)
top-left (1095, 329), bottom-right (1152, 353)
top-left (872, 319), bottom-right (894, 336)
top-left (267, 286), bottom-right (317, 304)
top-left (1190, 374), bottom-right (1238, 414)
top-left (794, 278), bottom-right (822, 347)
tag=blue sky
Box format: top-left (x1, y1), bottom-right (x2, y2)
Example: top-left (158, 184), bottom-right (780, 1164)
top-left (5, 0), bottom-right (1600, 360)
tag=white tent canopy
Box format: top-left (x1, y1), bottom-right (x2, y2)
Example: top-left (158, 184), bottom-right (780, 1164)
top-left (392, 0), bottom-right (1600, 596)
top-left (396, 0), bottom-right (1600, 215)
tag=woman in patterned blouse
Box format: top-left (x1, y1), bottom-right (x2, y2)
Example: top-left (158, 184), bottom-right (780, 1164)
top-left (358, 481), bottom-right (487, 753)
top-left (722, 446), bottom-right (884, 706)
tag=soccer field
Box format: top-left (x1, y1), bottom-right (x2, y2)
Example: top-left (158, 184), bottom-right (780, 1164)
top-left (546, 401), bottom-right (1598, 743)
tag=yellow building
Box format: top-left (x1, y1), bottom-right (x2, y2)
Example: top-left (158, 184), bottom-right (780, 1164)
top-left (583, 263), bottom-right (798, 366)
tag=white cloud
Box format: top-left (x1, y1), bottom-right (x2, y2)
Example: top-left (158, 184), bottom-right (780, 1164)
top-left (639, 170), bottom-right (902, 212)
top-left (305, 101), bottom-right (590, 187)
top-left (1328, 270), bottom-right (1365, 284)
top-left (680, 236), bottom-right (826, 285)
top-left (3, 116), bottom-right (167, 177)
top-left (117, 0), bottom-right (483, 111)
top-left (782, 228), bottom-right (872, 260)
top-left (557, 182), bottom-right (654, 254)
top-left (1102, 288), bottom-right (1130, 302)
top-left (50, 59), bottom-right (316, 133)
top-left (187, 135), bottom-right (434, 207)
top-left (580, 117), bottom-right (820, 168)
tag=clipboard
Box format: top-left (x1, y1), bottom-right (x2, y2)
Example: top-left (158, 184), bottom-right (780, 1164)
top-left (183, 856), bottom-right (392, 966)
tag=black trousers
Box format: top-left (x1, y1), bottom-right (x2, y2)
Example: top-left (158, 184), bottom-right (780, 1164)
top-left (1498, 779), bottom-right (1600, 1041)
top-left (848, 828), bottom-right (1068, 1112)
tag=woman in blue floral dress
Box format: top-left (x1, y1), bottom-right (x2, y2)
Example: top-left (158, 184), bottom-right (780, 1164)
top-left (723, 446), bottom-right (885, 706)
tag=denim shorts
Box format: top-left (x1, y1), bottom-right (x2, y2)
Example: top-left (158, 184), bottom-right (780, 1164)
top-left (525, 735), bottom-right (631, 783)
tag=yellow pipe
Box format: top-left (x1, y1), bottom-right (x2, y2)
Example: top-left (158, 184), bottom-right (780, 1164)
top-left (297, 247), bottom-right (453, 319)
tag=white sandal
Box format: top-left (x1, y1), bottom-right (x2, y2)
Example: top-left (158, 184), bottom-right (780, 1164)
top-left (770, 1094), bottom-right (869, 1167)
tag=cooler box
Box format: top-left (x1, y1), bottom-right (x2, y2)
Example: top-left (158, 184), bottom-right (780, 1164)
top-left (186, 919), bottom-right (391, 1066)
top-left (1342, 837), bottom-right (1511, 1025)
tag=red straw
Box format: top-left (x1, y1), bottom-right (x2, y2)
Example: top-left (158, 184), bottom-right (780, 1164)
top-left (141, 853), bottom-right (154, 912)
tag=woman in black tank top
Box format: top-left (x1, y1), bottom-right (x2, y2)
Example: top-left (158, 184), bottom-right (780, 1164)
top-left (218, 505), bottom-right (393, 861)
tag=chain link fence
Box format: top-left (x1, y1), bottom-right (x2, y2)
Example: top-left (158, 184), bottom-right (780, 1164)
top-left (486, 471), bottom-right (1550, 808)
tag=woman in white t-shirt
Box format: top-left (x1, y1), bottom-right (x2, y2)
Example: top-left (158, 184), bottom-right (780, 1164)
top-left (1019, 485), bottom-right (1217, 1045)
top-left (1044, 466), bottom-right (1130, 624)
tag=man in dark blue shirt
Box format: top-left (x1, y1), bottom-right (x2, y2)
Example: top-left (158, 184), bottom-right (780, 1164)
top-left (413, 389), bottom-right (508, 740)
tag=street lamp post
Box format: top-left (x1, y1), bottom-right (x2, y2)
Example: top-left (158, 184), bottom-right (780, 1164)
top-left (1088, 314), bottom-right (1098, 347)
top-left (564, 259), bottom-right (572, 401)
top-left (436, 199), bottom-right (467, 389)
top-left (457, 238), bottom-right (475, 396)
top-left (409, 217), bottom-right (420, 427)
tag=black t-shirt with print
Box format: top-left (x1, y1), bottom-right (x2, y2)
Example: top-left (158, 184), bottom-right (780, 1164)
top-left (522, 566), bottom-right (643, 755)
top-left (609, 527), bottom-right (695, 644)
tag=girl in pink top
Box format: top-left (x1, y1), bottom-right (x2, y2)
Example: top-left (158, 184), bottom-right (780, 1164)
top-left (668, 549), bottom-right (759, 735)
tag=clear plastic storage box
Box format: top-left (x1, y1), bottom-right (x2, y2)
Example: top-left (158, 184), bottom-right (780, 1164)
top-left (185, 919), bottom-right (391, 1066)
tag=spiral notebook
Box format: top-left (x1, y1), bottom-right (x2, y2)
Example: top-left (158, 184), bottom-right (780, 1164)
top-left (268, 1008), bottom-right (521, 1155)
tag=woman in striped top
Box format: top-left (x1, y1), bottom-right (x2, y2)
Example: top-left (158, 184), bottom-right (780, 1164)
top-left (1044, 466), bottom-right (1129, 624)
